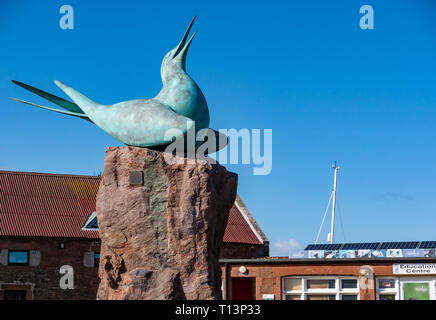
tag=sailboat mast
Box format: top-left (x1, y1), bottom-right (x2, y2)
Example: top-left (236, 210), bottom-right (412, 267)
top-left (329, 162), bottom-right (339, 244)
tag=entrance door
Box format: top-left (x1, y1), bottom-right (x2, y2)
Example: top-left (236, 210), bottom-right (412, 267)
top-left (400, 278), bottom-right (435, 300)
top-left (4, 290), bottom-right (27, 300)
top-left (232, 277), bottom-right (255, 300)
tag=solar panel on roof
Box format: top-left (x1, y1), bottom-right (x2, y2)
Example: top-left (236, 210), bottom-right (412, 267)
top-left (377, 241), bottom-right (420, 249)
top-left (332, 244), bottom-right (343, 250)
top-left (380, 242), bottom-right (390, 249)
top-left (420, 241), bottom-right (436, 249)
top-left (380, 241), bottom-right (419, 249)
top-left (421, 242), bottom-right (429, 248)
top-left (305, 244), bottom-right (323, 250)
top-left (331, 242), bottom-right (400, 250)
top-left (405, 242), bottom-right (419, 249)
top-left (379, 242), bottom-right (390, 249)
top-left (305, 241), bottom-right (435, 252)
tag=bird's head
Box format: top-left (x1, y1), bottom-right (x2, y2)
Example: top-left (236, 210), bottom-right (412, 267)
top-left (161, 17), bottom-right (196, 82)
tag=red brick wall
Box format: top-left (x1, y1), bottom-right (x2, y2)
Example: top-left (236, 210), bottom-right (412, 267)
top-left (0, 238), bottom-right (100, 300)
top-left (221, 261), bottom-right (432, 300)
top-left (220, 243), bottom-right (269, 259)
top-left (0, 238), bottom-right (266, 300)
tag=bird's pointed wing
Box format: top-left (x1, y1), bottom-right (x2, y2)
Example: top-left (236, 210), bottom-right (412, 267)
top-left (196, 129), bottom-right (228, 153)
top-left (11, 80), bottom-right (85, 114)
top-left (9, 97), bottom-right (93, 122)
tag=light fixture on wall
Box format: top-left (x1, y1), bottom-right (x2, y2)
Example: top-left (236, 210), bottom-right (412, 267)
top-left (59, 243), bottom-right (65, 249)
top-left (239, 266), bottom-right (247, 274)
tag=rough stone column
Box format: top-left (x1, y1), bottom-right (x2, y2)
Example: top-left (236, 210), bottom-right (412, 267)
top-left (96, 147), bottom-right (237, 300)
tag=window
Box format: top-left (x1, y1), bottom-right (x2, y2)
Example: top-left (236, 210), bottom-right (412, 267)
top-left (89, 219), bottom-right (98, 228)
top-left (377, 277), bottom-right (436, 300)
top-left (4, 290), bottom-right (27, 300)
top-left (341, 294), bottom-right (358, 300)
top-left (341, 279), bottom-right (358, 289)
top-left (282, 276), bottom-right (359, 300)
top-left (376, 278), bottom-right (398, 300)
top-left (307, 295), bottom-right (336, 300)
top-left (307, 279), bottom-right (335, 289)
top-left (378, 294), bottom-right (396, 300)
top-left (94, 252), bottom-right (100, 268)
top-left (284, 278), bottom-right (302, 291)
top-left (82, 211), bottom-right (98, 231)
top-left (378, 279), bottom-right (395, 289)
top-left (285, 295), bottom-right (301, 300)
top-left (8, 250), bottom-right (29, 265)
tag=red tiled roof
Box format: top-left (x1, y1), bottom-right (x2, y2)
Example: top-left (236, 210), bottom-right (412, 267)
top-left (0, 171), bottom-right (262, 245)
top-left (223, 206), bottom-right (261, 245)
top-left (0, 171), bottom-right (99, 239)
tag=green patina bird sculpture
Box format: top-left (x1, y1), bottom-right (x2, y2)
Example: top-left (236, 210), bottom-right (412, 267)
top-left (11, 17), bottom-right (226, 151)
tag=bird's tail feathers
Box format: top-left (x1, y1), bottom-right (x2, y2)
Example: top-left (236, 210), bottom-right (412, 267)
top-left (9, 97), bottom-right (93, 122)
top-left (54, 80), bottom-right (102, 113)
top-left (11, 80), bottom-right (85, 114)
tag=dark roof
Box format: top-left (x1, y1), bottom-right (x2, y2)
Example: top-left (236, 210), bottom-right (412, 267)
top-left (0, 170), bottom-right (265, 245)
top-left (220, 257), bottom-right (436, 265)
top-left (305, 241), bottom-right (436, 251)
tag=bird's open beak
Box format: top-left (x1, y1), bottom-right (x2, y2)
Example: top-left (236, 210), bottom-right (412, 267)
top-left (172, 16), bottom-right (196, 59)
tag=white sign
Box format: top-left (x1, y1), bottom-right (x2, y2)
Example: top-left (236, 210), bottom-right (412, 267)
top-left (262, 294), bottom-right (274, 300)
top-left (393, 264), bottom-right (436, 275)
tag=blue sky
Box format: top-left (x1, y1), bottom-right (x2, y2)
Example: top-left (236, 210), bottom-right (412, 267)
top-left (1, 0), bottom-right (435, 256)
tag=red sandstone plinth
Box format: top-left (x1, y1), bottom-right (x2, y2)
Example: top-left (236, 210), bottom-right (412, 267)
top-left (96, 147), bottom-right (237, 300)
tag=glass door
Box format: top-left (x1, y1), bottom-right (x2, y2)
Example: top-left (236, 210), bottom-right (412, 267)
top-left (399, 278), bottom-right (435, 300)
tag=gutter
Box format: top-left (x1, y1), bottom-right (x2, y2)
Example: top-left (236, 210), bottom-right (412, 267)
top-left (219, 257), bottom-right (436, 265)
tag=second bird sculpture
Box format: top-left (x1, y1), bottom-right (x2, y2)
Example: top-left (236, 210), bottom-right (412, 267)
top-left (11, 17), bottom-right (225, 151)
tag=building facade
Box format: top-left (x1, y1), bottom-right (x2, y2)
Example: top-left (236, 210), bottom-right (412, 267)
top-left (5, 170), bottom-right (434, 301)
top-left (223, 243), bottom-right (436, 301)
top-left (0, 238), bottom-right (101, 300)
top-left (0, 170), bottom-right (268, 300)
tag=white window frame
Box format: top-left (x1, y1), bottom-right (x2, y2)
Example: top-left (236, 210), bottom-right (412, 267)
top-left (376, 277), bottom-right (400, 300)
top-left (376, 277), bottom-right (436, 300)
top-left (398, 277), bottom-right (436, 300)
top-left (282, 276), bottom-right (360, 300)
